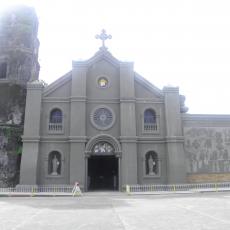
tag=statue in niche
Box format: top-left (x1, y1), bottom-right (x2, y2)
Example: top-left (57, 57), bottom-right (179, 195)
top-left (147, 154), bottom-right (156, 175)
top-left (51, 155), bottom-right (60, 175)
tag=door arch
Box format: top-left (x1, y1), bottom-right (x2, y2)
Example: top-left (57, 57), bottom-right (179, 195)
top-left (85, 135), bottom-right (121, 191)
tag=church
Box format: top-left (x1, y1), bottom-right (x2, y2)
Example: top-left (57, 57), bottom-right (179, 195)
top-left (20, 29), bottom-right (230, 191)
top-left (1, 6), bottom-right (230, 191)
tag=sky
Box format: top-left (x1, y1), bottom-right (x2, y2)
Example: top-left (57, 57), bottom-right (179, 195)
top-left (0, 0), bottom-right (230, 114)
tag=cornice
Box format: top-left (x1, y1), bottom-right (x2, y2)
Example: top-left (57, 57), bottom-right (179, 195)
top-left (182, 114), bottom-right (230, 122)
top-left (69, 136), bottom-right (88, 143)
top-left (136, 98), bottom-right (164, 104)
top-left (22, 136), bottom-right (40, 142)
top-left (165, 136), bottom-right (184, 143)
top-left (42, 97), bottom-right (70, 103)
top-left (27, 80), bottom-right (45, 90)
top-left (163, 86), bottom-right (179, 94)
top-left (120, 98), bottom-right (136, 103)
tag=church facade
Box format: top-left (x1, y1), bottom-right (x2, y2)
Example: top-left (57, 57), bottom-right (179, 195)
top-left (1, 6), bottom-right (229, 191)
top-left (19, 30), bottom-right (230, 191)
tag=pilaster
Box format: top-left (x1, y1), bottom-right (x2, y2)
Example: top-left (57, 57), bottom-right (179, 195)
top-left (20, 81), bottom-right (44, 185)
top-left (120, 62), bottom-right (137, 185)
top-left (163, 87), bottom-right (186, 183)
top-left (69, 63), bottom-right (87, 187)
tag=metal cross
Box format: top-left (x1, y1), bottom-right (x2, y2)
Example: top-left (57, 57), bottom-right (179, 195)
top-left (95, 29), bottom-right (112, 49)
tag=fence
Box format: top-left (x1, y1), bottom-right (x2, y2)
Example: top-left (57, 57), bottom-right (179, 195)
top-left (1, 183), bottom-right (230, 196)
top-left (124, 182), bottom-right (230, 194)
top-left (0, 185), bottom-right (75, 195)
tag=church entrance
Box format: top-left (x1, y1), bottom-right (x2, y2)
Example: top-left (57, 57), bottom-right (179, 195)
top-left (87, 142), bottom-right (119, 191)
top-left (88, 155), bottom-right (118, 190)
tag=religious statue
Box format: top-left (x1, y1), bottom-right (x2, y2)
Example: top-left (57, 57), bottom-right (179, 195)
top-left (148, 155), bottom-right (156, 175)
top-left (51, 155), bottom-right (60, 175)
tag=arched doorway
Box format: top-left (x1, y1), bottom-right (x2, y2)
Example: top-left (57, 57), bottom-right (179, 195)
top-left (85, 135), bottom-right (121, 191)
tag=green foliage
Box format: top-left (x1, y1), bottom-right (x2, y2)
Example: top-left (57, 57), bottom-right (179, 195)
top-left (0, 125), bottom-right (23, 155)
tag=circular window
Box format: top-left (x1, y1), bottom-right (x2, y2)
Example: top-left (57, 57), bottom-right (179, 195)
top-left (91, 106), bottom-right (115, 130)
top-left (98, 77), bottom-right (108, 88)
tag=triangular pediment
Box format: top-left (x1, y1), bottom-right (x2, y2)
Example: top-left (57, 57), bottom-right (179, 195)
top-left (43, 71), bottom-right (72, 97)
top-left (134, 72), bottom-right (163, 99)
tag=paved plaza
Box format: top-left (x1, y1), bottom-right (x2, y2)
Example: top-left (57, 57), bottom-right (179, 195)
top-left (0, 192), bottom-right (230, 229)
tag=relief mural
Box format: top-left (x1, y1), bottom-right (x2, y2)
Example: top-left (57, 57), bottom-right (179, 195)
top-left (184, 128), bottom-right (230, 173)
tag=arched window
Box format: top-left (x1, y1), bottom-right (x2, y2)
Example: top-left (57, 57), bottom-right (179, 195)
top-left (48, 151), bottom-right (61, 175)
top-left (144, 109), bottom-right (157, 131)
top-left (145, 151), bottom-right (159, 176)
top-left (49, 108), bottom-right (63, 131)
top-left (50, 108), bottom-right (62, 123)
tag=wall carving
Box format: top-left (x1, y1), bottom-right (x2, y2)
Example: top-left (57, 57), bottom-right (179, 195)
top-left (184, 128), bottom-right (230, 173)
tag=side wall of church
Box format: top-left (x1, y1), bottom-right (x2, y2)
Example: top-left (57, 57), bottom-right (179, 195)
top-left (182, 115), bottom-right (230, 183)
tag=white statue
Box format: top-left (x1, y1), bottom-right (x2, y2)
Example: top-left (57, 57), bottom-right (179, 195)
top-left (148, 155), bottom-right (156, 175)
top-left (51, 155), bottom-right (60, 175)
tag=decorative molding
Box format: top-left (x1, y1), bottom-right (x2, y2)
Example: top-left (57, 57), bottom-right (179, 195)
top-left (70, 96), bottom-right (87, 102)
top-left (137, 136), bottom-right (165, 142)
top-left (163, 86), bottom-right (179, 93)
top-left (69, 136), bottom-right (88, 143)
top-left (43, 98), bottom-right (70, 103)
top-left (120, 98), bottom-right (136, 103)
top-left (165, 136), bottom-right (184, 143)
top-left (27, 80), bottom-right (45, 90)
top-left (22, 136), bottom-right (40, 142)
top-left (136, 98), bottom-right (164, 104)
top-left (119, 136), bottom-right (137, 143)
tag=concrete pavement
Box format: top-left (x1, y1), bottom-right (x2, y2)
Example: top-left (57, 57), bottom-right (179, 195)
top-left (0, 192), bottom-right (230, 229)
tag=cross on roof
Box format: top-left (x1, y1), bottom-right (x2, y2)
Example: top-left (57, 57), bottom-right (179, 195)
top-left (95, 29), bottom-right (112, 50)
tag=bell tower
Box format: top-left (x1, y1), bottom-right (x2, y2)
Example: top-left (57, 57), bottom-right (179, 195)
top-left (0, 5), bottom-right (40, 84)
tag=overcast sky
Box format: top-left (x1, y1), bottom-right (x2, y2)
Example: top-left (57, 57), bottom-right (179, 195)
top-left (1, 0), bottom-right (230, 114)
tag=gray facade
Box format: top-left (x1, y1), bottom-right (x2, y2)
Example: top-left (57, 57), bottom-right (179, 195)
top-left (19, 38), bottom-right (230, 191)
top-left (2, 6), bottom-right (230, 191)
top-left (19, 48), bottom-right (188, 190)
